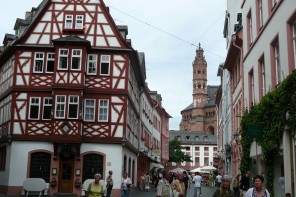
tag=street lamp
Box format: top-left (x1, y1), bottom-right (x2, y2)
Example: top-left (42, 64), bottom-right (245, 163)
top-left (233, 132), bottom-right (240, 144)
top-left (121, 138), bottom-right (127, 147)
top-left (224, 144), bottom-right (231, 154)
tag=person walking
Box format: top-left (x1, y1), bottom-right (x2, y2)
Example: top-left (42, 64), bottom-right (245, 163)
top-left (216, 174), bottom-right (222, 187)
top-left (121, 172), bottom-right (132, 197)
top-left (209, 174), bottom-right (215, 188)
top-left (156, 170), bottom-right (173, 197)
top-left (105, 170), bottom-right (113, 197)
top-left (279, 176), bottom-right (285, 197)
top-left (171, 171), bottom-right (185, 197)
top-left (245, 175), bottom-right (270, 197)
top-left (232, 174), bottom-right (240, 197)
top-left (192, 172), bottom-right (202, 197)
top-left (183, 171), bottom-right (189, 196)
top-left (240, 171), bottom-right (251, 196)
top-left (144, 172), bottom-right (150, 191)
top-left (212, 175), bottom-right (235, 197)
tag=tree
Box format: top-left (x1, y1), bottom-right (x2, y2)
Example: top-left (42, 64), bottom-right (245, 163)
top-left (169, 138), bottom-right (193, 163)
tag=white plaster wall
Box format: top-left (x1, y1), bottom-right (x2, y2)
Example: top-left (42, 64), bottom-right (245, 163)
top-left (242, 0), bottom-right (296, 104)
top-left (7, 141), bottom-right (53, 186)
top-left (226, 0), bottom-right (243, 49)
top-left (81, 143), bottom-right (137, 189)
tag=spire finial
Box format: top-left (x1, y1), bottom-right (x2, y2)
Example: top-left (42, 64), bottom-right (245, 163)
top-left (197, 43), bottom-right (203, 51)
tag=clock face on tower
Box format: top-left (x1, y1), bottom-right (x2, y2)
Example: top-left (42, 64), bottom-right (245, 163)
top-left (197, 98), bottom-right (201, 103)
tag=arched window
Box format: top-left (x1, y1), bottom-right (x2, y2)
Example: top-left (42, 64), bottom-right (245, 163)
top-left (30, 152), bottom-right (51, 182)
top-left (208, 126), bottom-right (215, 135)
top-left (132, 159), bottom-right (135, 183)
top-left (128, 158), bottom-right (131, 178)
top-left (82, 154), bottom-right (103, 182)
top-left (123, 155), bottom-right (127, 173)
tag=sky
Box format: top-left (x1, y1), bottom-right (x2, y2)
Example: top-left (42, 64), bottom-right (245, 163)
top-left (0, 0), bottom-right (227, 130)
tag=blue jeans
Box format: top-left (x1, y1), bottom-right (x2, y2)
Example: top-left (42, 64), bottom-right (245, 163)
top-left (194, 187), bottom-right (201, 197)
top-left (121, 189), bottom-right (130, 197)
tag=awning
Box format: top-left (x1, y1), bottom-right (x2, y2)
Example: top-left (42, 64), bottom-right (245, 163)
top-left (157, 164), bottom-right (164, 169)
top-left (149, 163), bottom-right (159, 171)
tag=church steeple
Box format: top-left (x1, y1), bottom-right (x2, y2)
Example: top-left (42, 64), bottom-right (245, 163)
top-left (192, 43), bottom-right (207, 108)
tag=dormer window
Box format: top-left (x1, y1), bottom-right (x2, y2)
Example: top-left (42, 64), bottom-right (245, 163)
top-left (65, 15), bottom-right (73, 29)
top-left (75, 15), bottom-right (83, 29)
top-left (175, 136), bottom-right (181, 141)
top-left (195, 136), bottom-right (200, 141)
top-left (64, 14), bottom-right (84, 33)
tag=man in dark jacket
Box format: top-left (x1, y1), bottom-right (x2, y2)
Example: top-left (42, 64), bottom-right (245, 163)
top-left (240, 171), bottom-right (251, 194)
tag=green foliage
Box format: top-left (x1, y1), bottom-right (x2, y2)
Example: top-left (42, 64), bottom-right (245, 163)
top-left (169, 138), bottom-right (193, 163)
top-left (240, 71), bottom-right (296, 197)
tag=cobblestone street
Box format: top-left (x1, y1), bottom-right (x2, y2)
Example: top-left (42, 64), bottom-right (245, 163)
top-left (129, 183), bottom-right (216, 197)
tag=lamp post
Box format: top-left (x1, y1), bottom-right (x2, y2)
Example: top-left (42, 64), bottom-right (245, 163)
top-left (224, 144), bottom-right (232, 174)
top-left (121, 137), bottom-right (127, 147)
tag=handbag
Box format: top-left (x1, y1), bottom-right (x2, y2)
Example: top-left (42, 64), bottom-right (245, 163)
top-left (173, 189), bottom-right (179, 197)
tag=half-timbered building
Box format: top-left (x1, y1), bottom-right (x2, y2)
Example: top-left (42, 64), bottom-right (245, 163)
top-left (0, 0), bottom-right (168, 196)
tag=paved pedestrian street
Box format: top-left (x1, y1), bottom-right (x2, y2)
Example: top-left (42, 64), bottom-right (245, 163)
top-left (130, 183), bottom-right (216, 197)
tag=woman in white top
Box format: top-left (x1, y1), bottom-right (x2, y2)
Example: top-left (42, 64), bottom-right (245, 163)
top-left (245, 175), bottom-right (270, 197)
top-left (121, 172), bottom-right (132, 197)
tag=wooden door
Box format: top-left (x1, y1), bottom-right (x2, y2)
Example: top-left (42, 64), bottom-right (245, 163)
top-left (58, 160), bottom-right (74, 193)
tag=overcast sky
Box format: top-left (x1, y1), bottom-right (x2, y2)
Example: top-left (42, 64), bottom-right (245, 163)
top-left (0, 0), bottom-right (227, 130)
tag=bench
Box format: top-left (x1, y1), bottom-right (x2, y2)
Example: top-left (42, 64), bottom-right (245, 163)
top-left (23, 178), bottom-right (46, 197)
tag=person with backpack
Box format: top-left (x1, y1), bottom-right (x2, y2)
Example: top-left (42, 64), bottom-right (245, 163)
top-left (245, 175), bottom-right (270, 197)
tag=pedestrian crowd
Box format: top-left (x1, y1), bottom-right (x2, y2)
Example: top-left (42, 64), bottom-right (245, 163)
top-left (85, 169), bottom-right (291, 197)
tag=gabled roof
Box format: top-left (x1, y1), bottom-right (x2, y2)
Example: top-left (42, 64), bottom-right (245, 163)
top-left (52, 35), bottom-right (91, 47)
top-left (181, 85), bottom-right (219, 111)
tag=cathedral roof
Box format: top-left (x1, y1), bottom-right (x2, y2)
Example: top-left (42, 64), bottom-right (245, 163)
top-left (169, 130), bottom-right (217, 145)
top-left (205, 85), bottom-right (219, 107)
top-left (181, 85), bottom-right (219, 112)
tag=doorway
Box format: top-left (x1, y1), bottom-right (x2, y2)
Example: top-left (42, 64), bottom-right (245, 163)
top-left (58, 157), bottom-right (74, 193)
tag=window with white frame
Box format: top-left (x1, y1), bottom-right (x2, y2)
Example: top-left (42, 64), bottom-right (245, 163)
top-left (58, 49), bottom-right (68, 70)
top-left (71, 49), bottom-right (81, 70)
top-left (248, 11), bottom-right (253, 45)
top-left (251, 71), bottom-right (255, 105)
top-left (34, 53), bottom-right (44, 73)
top-left (43, 98), bottom-right (52, 120)
top-left (84, 99), bottom-right (95, 121)
top-left (65, 15), bottom-right (73, 29)
top-left (258, 0), bottom-right (263, 28)
top-left (261, 58), bottom-right (266, 96)
top-left (98, 99), bottom-right (109, 121)
top-left (55, 95), bottom-right (66, 118)
top-left (87, 54), bottom-right (97, 75)
top-left (75, 15), bottom-right (84, 29)
top-left (68, 96), bottom-right (79, 119)
top-left (274, 43), bottom-right (281, 84)
top-left (46, 53), bottom-right (55, 73)
top-left (29, 97), bottom-right (40, 119)
top-left (293, 22), bottom-right (296, 68)
top-left (100, 55), bottom-right (110, 75)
